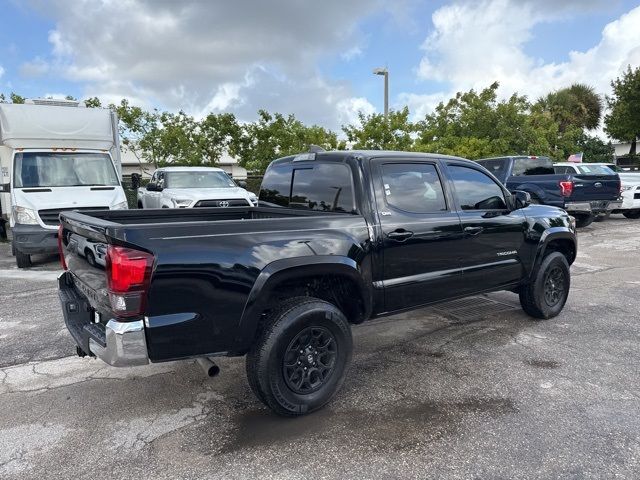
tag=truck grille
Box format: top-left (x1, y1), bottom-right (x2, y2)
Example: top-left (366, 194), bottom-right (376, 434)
top-left (38, 207), bottom-right (109, 226)
top-left (193, 199), bottom-right (251, 208)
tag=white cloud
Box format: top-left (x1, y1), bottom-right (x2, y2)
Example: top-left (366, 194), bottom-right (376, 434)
top-left (19, 57), bottom-right (49, 77)
top-left (336, 96), bottom-right (376, 126)
top-left (28, 0), bottom-right (381, 129)
top-left (407, 1), bottom-right (640, 119)
top-left (0, 65), bottom-right (4, 79)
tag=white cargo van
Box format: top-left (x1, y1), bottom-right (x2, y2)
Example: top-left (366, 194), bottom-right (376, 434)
top-left (0, 99), bottom-right (128, 268)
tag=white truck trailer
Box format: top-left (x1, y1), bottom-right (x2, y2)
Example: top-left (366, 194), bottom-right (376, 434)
top-left (0, 99), bottom-right (127, 268)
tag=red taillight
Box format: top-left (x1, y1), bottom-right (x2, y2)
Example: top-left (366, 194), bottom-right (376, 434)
top-left (57, 225), bottom-right (67, 270)
top-left (559, 180), bottom-right (574, 197)
top-left (106, 246), bottom-right (154, 318)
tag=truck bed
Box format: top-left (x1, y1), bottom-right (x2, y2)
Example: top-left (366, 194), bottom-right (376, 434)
top-left (63, 206), bottom-right (343, 226)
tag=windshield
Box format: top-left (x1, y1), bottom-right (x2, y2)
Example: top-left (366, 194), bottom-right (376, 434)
top-left (164, 171), bottom-right (236, 189)
top-left (14, 152), bottom-right (119, 188)
top-left (576, 165), bottom-right (615, 175)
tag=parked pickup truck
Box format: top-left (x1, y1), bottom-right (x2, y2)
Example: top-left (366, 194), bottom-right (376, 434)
top-left (58, 150), bottom-right (577, 416)
top-left (137, 166), bottom-right (258, 209)
top-left (477, 156), bottom-right (622, 227)
top-left (554, 162), bottom-right (640, 219)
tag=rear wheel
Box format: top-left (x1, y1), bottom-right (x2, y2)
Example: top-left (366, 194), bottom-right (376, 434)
top-left (15, 250), bottom-right (31, 269)
top-left (246, 297), bottom-right (352, 416)
top-left (519, 252), bottom-right (570, 319)
top-left (85, 249), bottom-right (96, 267)
top-left (574, 214), bottom-right (594, 228)
top-left (137, 201), bottom-right (143, 209)
top-left (623, 210), bottom-right (640, 219)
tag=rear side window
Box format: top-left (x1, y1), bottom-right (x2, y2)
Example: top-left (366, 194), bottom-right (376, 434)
top-left (512, 157), bottom-right (554, 176)
top-left (259, 165), bottom-right (291, 207)
top-left (554, 166), bottom-right (573, 174)
top-left (290, 164), bottom-right (355, 213)
top-left (381, 163), bottom-right (447, 213)
top-left (449, 165), bottom-right (508, 211)
top-left (477, 159), bottom-right (509, 183)
top-left (259, 163), bottom-right (355, 213)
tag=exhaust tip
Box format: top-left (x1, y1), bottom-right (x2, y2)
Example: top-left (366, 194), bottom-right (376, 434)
top-left (196, 357), bottom-right (220, 378)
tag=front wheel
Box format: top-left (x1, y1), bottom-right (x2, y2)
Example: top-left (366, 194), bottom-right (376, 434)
top-left (246, 297), bottom-right (353, 416)
top-left (623, 210), bottom-right (640, 219)
top-left (574, 214), bottom-right (595, 228)
top-left (15, 250), bottom-right (31, 269)
top-left (519, 252), bottom-right (570, 319)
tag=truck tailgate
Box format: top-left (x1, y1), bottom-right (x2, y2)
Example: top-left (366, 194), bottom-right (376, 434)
top-left (572, 174), bottom-right (620, 201)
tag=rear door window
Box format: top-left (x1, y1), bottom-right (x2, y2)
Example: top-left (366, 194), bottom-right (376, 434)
top-left (381, 163), bottom-right (447, 213)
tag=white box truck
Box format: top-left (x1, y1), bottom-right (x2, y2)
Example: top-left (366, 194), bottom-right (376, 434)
top-left (0, 99), bottom-right (128, 268)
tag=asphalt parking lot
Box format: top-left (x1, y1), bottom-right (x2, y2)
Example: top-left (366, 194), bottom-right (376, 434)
top-left (1, 217), bottom-right (639, 480)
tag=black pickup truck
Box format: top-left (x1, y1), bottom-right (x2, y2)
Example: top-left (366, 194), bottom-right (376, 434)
top-left (477, 156), bottom-right (621, 227)
top-left (58, 150), bottom-right (577, 416)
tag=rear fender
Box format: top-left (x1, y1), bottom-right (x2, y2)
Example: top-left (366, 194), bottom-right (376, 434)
top-left (235, 255), bottom-right (371, 352)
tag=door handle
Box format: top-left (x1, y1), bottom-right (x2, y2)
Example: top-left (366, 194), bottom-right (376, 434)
top-left (386, 229), bottom-right (414, 241)
top-left (464, 226), bottom-right (484, 236)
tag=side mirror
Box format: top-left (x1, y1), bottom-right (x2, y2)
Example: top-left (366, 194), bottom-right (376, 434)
top-left (0, 183), bottom-right (9, 193)
top-left (512, 190), bottom-right (531, 209)
top-left (146, 182), bottom-right (158, 191)
top-left (237, 180), bottom-right (247, 188)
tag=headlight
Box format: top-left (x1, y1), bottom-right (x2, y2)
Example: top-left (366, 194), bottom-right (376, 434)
top-left (248, 194), bottom-right (258, 205)
top-left (621, 185), bottom-right (633, 191)
top-left (172, 198), bottom-right (192, 207)
top-left (13, 206), bottom-right (39, 225)
top-left (111, 201), bottom-right (129, 210)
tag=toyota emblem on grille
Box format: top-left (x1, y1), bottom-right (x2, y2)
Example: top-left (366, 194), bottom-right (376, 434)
top-left (218, 200), bottom-right (230, 207)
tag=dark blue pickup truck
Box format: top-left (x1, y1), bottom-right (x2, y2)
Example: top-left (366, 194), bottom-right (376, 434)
top-left (477, 156), bottom-right (621, 227)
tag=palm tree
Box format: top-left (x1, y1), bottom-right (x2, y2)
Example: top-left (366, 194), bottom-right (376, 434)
top-left (537, 83), bottom-right (603, 132)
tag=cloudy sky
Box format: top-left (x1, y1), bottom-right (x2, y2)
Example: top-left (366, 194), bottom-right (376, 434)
top-left (1, 0), bottom-right (639, 130)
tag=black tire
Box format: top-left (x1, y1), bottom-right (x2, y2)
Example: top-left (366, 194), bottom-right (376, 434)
top-left (519, 251), bottom-right (570, 320)
top-left (574, 214), bottom-right (594, 228)
top-left (529, 194), bottom-right (541, 205)
top-left (623, 210), bottom-right (640, 219)
top-left (246, 297), bottom-right (353, 416)
top-left (15, 250), bottom-right (31, 268)
top-left (137, 201), bottom-right (144, 209)
top-left (594, 213), bottom-right (610, 222)
top-left (85, 249), bottom-right (96, 267)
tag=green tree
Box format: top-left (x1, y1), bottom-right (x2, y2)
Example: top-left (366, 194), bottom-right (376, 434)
top-left (9, 93), bottom-right (25, 104)
top-left (538, 84), bottom-right (603, 132)
top-left (414, 82), bottom-right (574, 160)
top-left (112, 99), bottom-right (163, 168)
top-left (234, 110), bottom-right (340, 173)
top-left (577, 133), bottom-right (614, 163)
top-left (342, 107), bottom-right (414, 150)
top-left (198, 112), bottom-right (241, 165)
top-left (605, 65), bottom-right (640, 155)
top-left (84, 97), bottom-right (102, 108)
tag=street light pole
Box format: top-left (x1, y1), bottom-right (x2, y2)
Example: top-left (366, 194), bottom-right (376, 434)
top-left (373, 67), bottom-right (389, 119)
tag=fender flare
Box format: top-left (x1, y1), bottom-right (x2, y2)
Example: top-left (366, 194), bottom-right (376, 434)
top-left (530, 228), bottom-right (576, 279)
top-left (235, 255), bottom-right (371, 350)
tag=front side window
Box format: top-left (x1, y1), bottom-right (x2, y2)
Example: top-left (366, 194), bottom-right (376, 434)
top-left (449, 165), bottom-right (508, 210)
top-left (512, 157), bottom-right (555, 176)
top-left (14, 152), bottom-right (119, 188)
top-left (165, 171), bottom-right (236, 188)
top-left (381, 163), bottom-right (447, 213)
